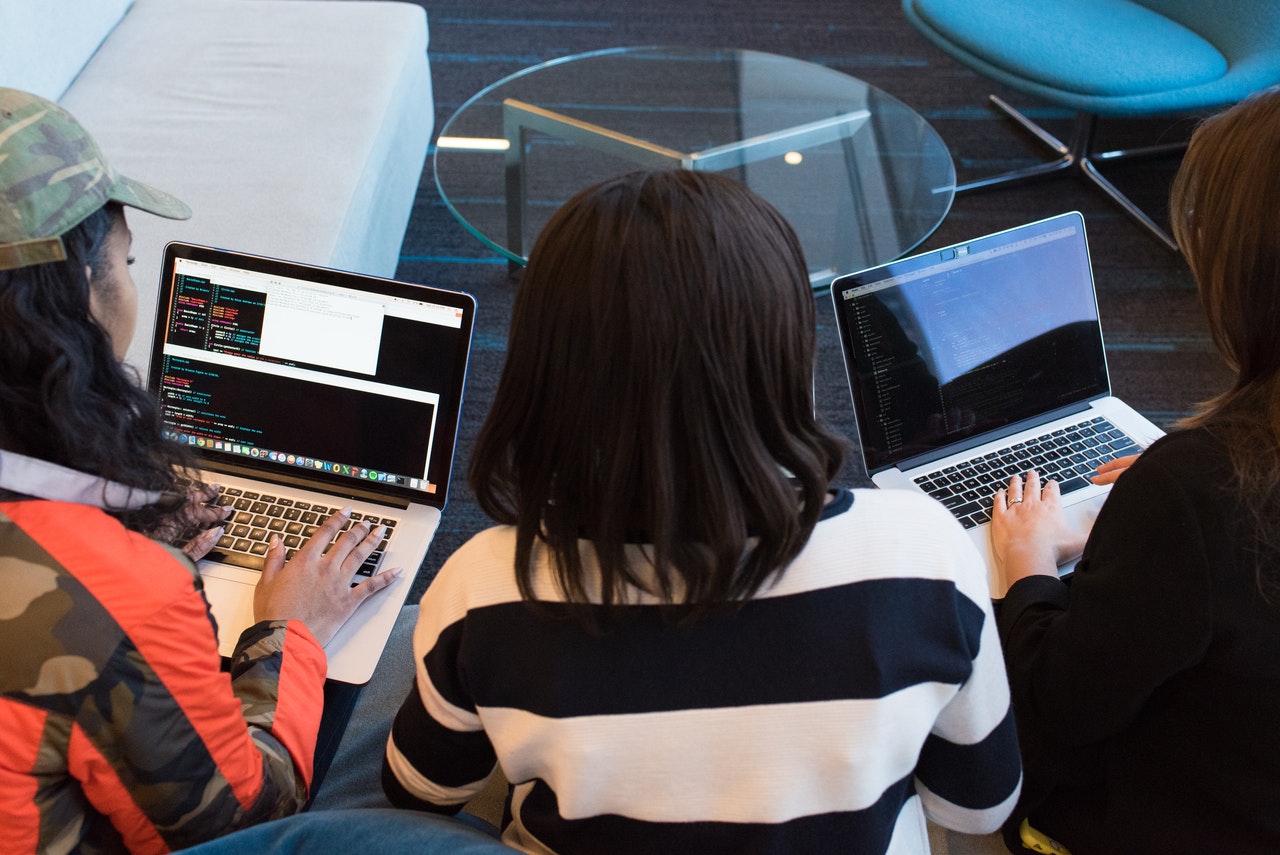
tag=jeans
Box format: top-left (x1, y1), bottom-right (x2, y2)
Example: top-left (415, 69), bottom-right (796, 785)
top-left (177, 808), bottom-right (514, 854)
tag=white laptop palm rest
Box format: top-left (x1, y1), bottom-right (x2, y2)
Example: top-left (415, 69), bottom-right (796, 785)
top-left (149, 242), bottom-right (475, 683)
top-left (830, 212), bottom-right (1164, 593)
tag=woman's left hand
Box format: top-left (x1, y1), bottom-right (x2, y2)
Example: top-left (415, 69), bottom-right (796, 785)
top-left (181, 521), bottom-right (227, 561)
top-left (990, 470), bottom-right (1087, 594)
top-left (162, 482), bottom-right (232, 561)
top-left (1091, 453), bottom-right (1140, 485)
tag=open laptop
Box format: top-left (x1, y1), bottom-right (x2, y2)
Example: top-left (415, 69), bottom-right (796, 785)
top-left (830, 212), bottom-right (1164, 589)
top-left (148, 242), bottom-right (475, 683)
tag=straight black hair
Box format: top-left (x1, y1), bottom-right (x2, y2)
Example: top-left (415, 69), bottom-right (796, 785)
top-left (469, 170), bottom-right (846, 620)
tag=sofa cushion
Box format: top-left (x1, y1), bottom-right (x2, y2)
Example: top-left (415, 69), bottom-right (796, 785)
top-left (58, 0), bottom-right (433, 373)
top-left (0, 0), bottom-right (135, 100)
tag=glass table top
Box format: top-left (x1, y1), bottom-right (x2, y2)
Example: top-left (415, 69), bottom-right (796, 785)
top-left (434, 46), bottom-right (956, 288)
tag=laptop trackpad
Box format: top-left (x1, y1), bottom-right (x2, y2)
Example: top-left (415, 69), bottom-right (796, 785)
top-left (200, 565), bottom-right (259, 659)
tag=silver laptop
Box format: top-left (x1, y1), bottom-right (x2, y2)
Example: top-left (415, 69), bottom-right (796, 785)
top-left (148, 242), bottom-right (475, 683)
top-left (830, 212), bottom-right (1163, 590)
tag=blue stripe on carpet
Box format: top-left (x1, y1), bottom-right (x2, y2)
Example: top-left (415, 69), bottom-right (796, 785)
top-left (436, 18), bottom-right (612, 28)
top-left (429, 197), bottom-right (564, 208)
top-left (471, 333), bottom-right (509, 351)
top-left (398, 255), bottom-right (507, 264)
top-left (1106, 336), bottom-right (1212, 351)
top-left (810, 55), bottom-right (929, 68)
top-left (430, 52), bottom-right (550, 65)
top-left (923, 106), bottom-right (1075, 121)
top-left (1141, 411), bottom-right (1196, 425)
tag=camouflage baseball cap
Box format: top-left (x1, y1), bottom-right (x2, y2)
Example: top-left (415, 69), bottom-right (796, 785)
top-left (0, 87), bottom-right (191, 272)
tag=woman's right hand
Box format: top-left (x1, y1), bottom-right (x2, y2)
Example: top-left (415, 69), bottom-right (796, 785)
top-left (252, 507), bottom-right (402, 647)
top-left (990, 470), bottom-right (1086, 596)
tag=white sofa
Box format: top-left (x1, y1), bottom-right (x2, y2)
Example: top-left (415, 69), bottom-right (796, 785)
top-left (0, 0), bottom-right (434, 373)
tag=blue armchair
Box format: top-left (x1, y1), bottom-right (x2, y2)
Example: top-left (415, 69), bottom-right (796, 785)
top-left (903, 0), bottom-right (1280, 249)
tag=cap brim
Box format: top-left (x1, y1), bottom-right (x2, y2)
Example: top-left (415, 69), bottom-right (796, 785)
top-left (109, 174), bottom-right (192, 221)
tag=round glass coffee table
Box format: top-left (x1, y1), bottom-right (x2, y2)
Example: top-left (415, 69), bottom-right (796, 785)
top-left (434, 47), bottom-right (955, 288)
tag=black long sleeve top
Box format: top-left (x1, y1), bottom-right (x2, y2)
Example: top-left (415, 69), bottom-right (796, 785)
top-left (999, 428), bottom-right (1280, 854)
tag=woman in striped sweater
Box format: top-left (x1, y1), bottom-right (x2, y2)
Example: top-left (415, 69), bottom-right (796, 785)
top-left (384, 169), bottom-right (1021, 854)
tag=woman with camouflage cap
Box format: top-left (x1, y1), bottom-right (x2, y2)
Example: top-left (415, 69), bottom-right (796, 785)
top-left (0, 88), bottom-right (395, 852)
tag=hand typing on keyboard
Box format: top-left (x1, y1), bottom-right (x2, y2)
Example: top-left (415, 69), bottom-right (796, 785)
top-left (913, 416), bottom-right (1142, 530)
top-left (990, 470), bottom-right (1089, 596)
top-left (251, 506), bottom-right (402, 647)
top-left (155, 481), bottom-right (234, 561)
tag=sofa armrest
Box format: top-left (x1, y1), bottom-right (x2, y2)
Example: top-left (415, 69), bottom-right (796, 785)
top-left (58, 0), bottom-right (434, 374)
top-left (0, 0), bottom-right (136, 100)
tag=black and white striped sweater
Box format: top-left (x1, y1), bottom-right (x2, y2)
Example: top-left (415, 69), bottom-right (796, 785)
top-left (385, 488), bottom-right (1020, 854)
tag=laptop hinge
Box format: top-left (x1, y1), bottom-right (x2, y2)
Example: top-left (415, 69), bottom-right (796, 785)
top-left (195, 459), bottom-right (413, 509)
top-left (885, 400), bottom-right (1097, 473)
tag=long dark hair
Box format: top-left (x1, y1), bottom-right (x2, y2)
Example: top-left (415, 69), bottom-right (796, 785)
top-left (1172, 85), bottom-right (1280, 601)
top-left (0, 203), bottom-right (192, 536)
top-left (469, 170), bottom-right (846, 619)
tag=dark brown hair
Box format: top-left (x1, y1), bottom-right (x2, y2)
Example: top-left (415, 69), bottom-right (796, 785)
top-left (1172, 85), bottom-right (1280, 600)
top-left (469, 170), bottom-right (846, 617)
top-left (0, 203), bottom-right (192, 536)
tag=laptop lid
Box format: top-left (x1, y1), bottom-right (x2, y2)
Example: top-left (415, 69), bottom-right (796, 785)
top-left (831, 212), bottom-right (1111, 475)
top-left (147, 242), bottom-right (475, 507)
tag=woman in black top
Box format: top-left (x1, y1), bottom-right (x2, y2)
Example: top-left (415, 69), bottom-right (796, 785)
top-left (990, 85), bottom-right (1280, 854)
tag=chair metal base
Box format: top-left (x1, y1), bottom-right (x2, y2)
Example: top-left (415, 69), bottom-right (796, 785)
top-left (958, 94), bottom-right (1184, 252)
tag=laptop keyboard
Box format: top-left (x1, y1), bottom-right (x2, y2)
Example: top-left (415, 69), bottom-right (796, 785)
top-left (209, 487), bottom-right (397, 583)
top-left (913, 416), bottom-right (1142, 530)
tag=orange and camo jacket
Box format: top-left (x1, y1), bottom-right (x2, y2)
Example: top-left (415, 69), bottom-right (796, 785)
top-left (0, 499), bottom-right (326, 853)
